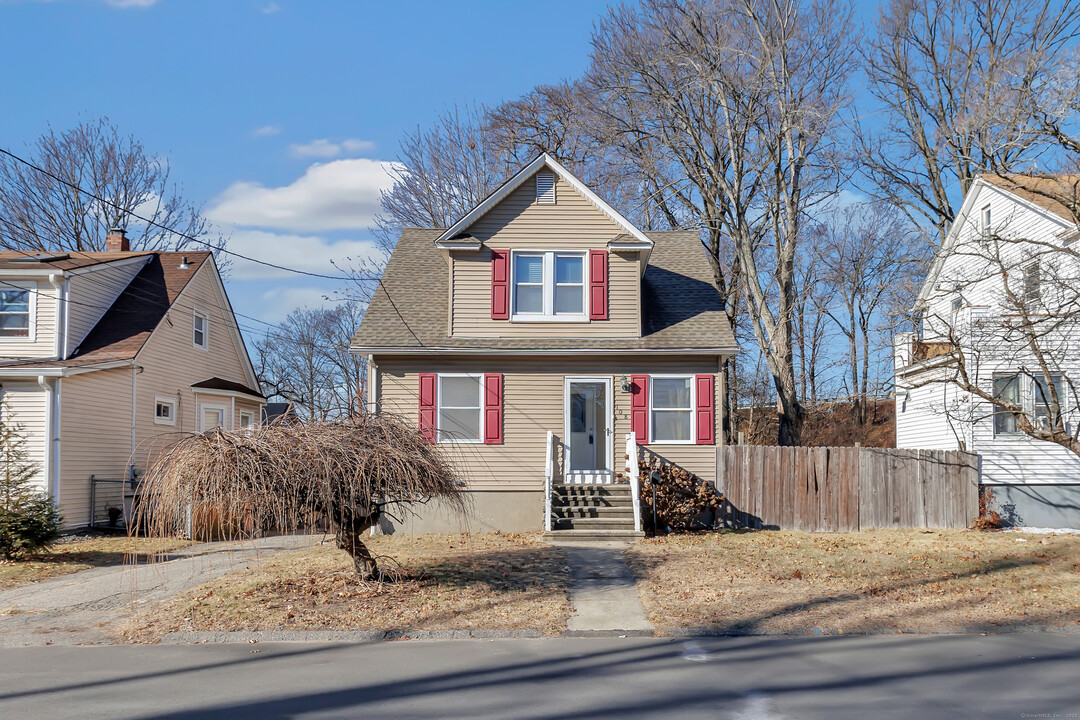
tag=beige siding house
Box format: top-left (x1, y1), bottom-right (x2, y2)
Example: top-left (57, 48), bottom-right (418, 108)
top-left (353, 155), bottom-right (738, 537)
top-left (0, 237), bottom-right (264, 527)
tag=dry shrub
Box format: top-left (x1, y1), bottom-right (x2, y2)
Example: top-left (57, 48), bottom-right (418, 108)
top-left (133, 413), bottom-right (465, 580)
top-left (639, 457), bottom-right (723, 535)
top-left (973, 487), bottom-right (1006, 531)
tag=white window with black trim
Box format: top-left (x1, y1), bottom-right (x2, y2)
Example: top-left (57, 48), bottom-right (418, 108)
top-left (437, 374), bottom-right (483, 443)
top-left (511, 251), bottom-right (586, 321)
top-left (154, 397), bottom-right (177, 426)
top-left (193, 309), bottom-right (209, 350)
top-left (0, 282), bottom-right (35, 340)
top-left (651, 375), bottom-right (694, 444)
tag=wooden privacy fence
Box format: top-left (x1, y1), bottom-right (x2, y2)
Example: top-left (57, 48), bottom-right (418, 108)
top-left (718, 446), bottom-right (979, 531)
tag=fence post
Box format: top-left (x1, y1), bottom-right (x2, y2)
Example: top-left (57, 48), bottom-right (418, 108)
top-left (88, 475), bottom-right (95, 528)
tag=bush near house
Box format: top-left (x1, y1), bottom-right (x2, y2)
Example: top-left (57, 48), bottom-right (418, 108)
top-left (0, 409), bottom-right (62, 559)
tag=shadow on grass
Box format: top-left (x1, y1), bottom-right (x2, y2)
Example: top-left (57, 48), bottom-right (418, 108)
top-left (158, 543), bottom-right (573, 635)
top-left (626, 538), bottom-right (1079, 631)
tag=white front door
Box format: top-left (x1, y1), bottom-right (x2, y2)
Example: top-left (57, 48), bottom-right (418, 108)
top-left (564, 377), bottom-right (613, 484)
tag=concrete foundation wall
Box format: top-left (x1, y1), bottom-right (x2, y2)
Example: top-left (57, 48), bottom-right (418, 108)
top-left (377, 490), bottom-right (544, 535)
top-left (985, 484), bottom-right (1080, 529)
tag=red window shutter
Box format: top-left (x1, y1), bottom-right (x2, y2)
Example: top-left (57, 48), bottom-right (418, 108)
top-left (589, 249), bottom-right (608, 320)
top-left (695, 374), bottom-right (715, 445)
top-left (418, 373), bottom-right (437, 443)
top-left (630, 374), bottom-right (648, 443)
top-left (483, 373), bottom-right (504, 444)
top-left (491, 249), bottom-right (509, 320)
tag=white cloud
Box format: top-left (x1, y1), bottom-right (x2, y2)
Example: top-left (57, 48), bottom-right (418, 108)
top-left (251, 125), bottom-right (282, 138)
top-left (207, 158), bottom-right (398, 232)
top-left (225, 228), bottom-right (382, 281)
top-left (104, 0), bottom-right (160, 7)
top-left (288, 138), bottom-right (376, 159)
top-left (257, 286), bottom-right (342, 323)
top-left (259, 2), bottom-right (280, 13)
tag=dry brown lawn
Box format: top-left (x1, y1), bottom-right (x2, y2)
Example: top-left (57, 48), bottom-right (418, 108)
top-left (628, 529), bottom-right (1080, 632)
top-left (120, 533), bottom-right (571, 642)
top-left (0, 535), bottom-right (194, 591)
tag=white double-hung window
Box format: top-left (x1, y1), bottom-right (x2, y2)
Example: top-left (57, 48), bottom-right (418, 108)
top-left (0, 283), bottom-right (34, 339)
top-left (511, 251), bottom-right (586, 320)
top-left (437, 374), bottom-right (483, 443)
top-left (651, 376), bottom-right (694, 443)
top-left (193, 309), bottom-right (209, 349)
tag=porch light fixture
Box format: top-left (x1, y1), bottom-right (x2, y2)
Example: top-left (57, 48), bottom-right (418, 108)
top-left (620, 375), bottom-right (631, 392)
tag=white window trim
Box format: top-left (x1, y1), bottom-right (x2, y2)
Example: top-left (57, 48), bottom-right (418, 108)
top-left (509, 250), bottom-right (589, 322)
top-left (981, 204), bottom-right (992, 236)
top-left (154, 396), bottom-right (177, 426)
top-left (199, 403), bottom-right (228, 432)
top-left (649, 374), bottom-right (696, 445)
top-left (193, 308), bottom-right (209, 350)
top-left (436, 373), bottom-right (484, 444)
top-left (0, 281), bottom-right (37, 343)
top-left (238, 410), bottom-right (256, 431)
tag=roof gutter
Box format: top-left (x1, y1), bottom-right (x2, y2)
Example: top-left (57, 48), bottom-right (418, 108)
top-left (0, 359), bottom-right (136, 378)
top-left (350, 345), bottom-right (740, 357)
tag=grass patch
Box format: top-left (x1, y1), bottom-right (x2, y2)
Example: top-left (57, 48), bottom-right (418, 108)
top-left (628, 529), bottom-right (1080, 632)
top-left (120, 533), bottom-right (572, 642)
top-left (0, 535), bottom-right (194, 591)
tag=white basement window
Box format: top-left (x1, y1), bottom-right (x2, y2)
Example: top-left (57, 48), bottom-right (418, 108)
top-left (0, 283), bottom-right (34, 339)
top-left (239, 410), bottom-right (255, 430)
top-left (511, 251), bottom-right (586, 321)
top-left (154, 397), bottom-right (177, 426)
top-left (651, 375), bottom-right (694, 443)
top-left (437, 374), bottom-right (483, 443)
top-left (193, 309), bottom-right (209, 349)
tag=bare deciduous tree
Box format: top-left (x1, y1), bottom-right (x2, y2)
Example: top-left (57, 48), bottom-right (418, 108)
top-left (909, 182), bottom-right (1080, 457)
top-left (589, 0), bottom-right (857, 445)
top-left (818, 201), bottom-right (923, 422)
top-left (0, 117), bottom-right (224, 255)
top-left (859, 0), bottom-right (1080, 245)
top-left (256, 303), bottom-right (367, 420)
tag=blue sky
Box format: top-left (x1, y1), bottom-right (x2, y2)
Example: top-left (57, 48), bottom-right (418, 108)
top-left (0, 0), bottom-right (611, 337)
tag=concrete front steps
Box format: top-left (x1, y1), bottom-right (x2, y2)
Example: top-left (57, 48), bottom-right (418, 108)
top-left (544, 482), bottom-right (644, 541)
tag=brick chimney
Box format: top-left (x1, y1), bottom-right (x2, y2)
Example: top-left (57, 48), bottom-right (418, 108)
top-left (105, 228), bottom-right (129, 252)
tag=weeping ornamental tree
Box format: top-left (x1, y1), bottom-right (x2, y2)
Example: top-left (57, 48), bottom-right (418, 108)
top-left (134, 414), bottom-right (464, 580)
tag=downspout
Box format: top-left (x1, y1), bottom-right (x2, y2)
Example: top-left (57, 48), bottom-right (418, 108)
top-left (37, 375), bottom-right (58, 503)
top-left (48, 274), bottom-right (68, 360)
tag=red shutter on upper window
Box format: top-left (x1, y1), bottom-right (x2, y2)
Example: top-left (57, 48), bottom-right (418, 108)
top-left (491, 249), bottom-right (509, 320)
top-left (630, 374), bottom-right (648, 443)
top-left (695, 374), bottom-right (715, 445)
top-left (418, 373), bottom-right (437, 443)
top-left (483, 373), bottom-right (503, 445)
top-left (589, 249), bottom-right (608, 320)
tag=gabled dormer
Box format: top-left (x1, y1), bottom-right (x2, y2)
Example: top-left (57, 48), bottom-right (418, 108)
top-left (434, 155), bottom-right (653, 339)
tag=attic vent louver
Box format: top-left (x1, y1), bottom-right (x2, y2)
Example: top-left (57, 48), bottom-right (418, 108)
top-left (536, 173), bottom-right (555, 204)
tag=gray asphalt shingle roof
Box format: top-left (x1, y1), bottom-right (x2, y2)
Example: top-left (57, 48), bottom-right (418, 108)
top-left (352, 229), bottom-right (736, 353)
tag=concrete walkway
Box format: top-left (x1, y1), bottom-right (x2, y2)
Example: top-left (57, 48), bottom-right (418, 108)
top-left (0, 534), bottom-right (320, 647)
top-left (557, 541), bottom-right (653, 634)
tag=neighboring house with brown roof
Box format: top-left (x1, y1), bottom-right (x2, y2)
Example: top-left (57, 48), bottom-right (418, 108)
top-left (0, 232), bottom-right (264, 527)
top-left (352, 154), bottom-right (738, 537)
top-left (895, 174), bottom-right (1080, 527)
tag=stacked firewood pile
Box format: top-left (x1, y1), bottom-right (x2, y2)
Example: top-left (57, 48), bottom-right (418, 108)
top-left (638, 456), bottom-right (723, 535)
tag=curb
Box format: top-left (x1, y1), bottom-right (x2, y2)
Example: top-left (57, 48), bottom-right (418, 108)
top-left (161, 629), bottom-right (548, 644)
top-left (662, 624), bottom-right (1080, 638)
top-left (160, 624), bottom-right (1080, 644)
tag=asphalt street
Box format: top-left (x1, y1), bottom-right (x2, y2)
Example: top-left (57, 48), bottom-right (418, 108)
top-left (0, 634), bottom-right (1078, 719)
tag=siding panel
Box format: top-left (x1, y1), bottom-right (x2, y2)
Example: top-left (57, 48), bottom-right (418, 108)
top-left (66, 259), bottom-right (149, 352)
top-left (376, 355), bottom-right (721, 490)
